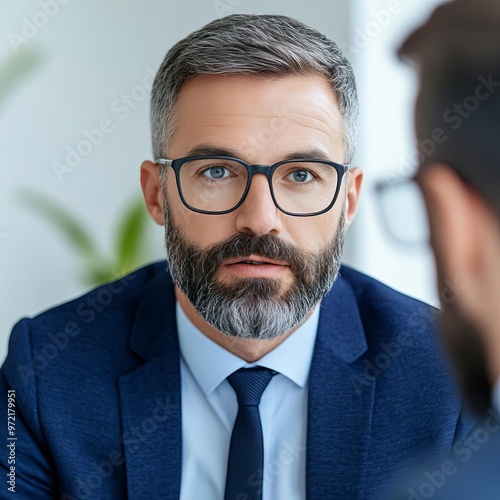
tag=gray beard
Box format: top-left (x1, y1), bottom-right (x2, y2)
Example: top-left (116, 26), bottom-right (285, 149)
top-left (162, 195), bottom-right (346, 340)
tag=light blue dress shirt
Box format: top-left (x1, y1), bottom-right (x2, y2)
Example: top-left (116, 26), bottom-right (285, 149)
top-left (176, 301), bottom-right (320, 500)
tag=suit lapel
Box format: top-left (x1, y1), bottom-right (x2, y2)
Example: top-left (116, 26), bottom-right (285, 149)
top-left (118, 268), bottom-right (183, 500)
top-left (306, 273), bottom-right (376, 499)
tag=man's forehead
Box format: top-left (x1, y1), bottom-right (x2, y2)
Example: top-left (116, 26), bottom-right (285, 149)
top-left (181, 143), bottom-right (334, 163)
top-left (170, 73), bottom-right (345, 162)
top-left (176, 73), bottom-right (341, 113)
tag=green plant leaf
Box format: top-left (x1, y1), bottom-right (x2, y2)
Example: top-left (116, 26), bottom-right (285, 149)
top-left (0, 47), bottom-right (46, 109)
top-left (114, 196), bottom-right (149, 272)
top-left (85, 264), bottom-right (118, 287)
top-left (18, 189), bottom-right (100, 261)
top-left (18, 189), bottom-right (152, 287)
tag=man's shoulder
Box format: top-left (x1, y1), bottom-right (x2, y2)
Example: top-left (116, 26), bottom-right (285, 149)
top-left (334, 265), bottom-right (445, 380)
top-left (5, 261), bottom-right (170, 371)
top-left (339, 264), bottom-right (434, 312)
top-left (338, 264), bottom-right (437, 341)
top-left (28, 260), bottom-right (167, 328)
top-left (2, 262), bottom-right (169, 387)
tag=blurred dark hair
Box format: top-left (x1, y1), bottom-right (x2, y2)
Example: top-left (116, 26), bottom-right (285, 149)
top-left (399, 0), bottom-right (500, 216)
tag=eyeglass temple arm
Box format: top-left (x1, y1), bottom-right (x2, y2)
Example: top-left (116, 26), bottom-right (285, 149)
top-left (155, 158), bottom-right (172, 166)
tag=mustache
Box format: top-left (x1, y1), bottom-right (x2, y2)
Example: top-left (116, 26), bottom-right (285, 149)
top-left (195, 232), bottom-right (311, 277)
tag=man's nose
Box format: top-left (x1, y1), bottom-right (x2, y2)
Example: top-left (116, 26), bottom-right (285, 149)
top-left (234, 174), bottom-right (283, 235)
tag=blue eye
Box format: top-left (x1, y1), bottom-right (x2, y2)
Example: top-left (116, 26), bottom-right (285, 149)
top-left (202, 166), bottom-right (229, 179)
top-left (289, 170), bottom-right (314, 183)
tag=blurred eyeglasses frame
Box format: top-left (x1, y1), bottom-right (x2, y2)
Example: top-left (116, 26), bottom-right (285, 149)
top-left (374, 173), bottom-right (430, 247)
top-left (155, 155), bottom-right (350, 217)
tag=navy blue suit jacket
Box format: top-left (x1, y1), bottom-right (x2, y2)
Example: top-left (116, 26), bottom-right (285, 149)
top-left (0, 262), bottom-right (475, 499)
top-left (387, 416), bottom-right (500, 499)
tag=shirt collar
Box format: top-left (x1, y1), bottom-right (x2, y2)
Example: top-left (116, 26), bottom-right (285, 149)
top-left (176, 301), bottom-right (320, 396)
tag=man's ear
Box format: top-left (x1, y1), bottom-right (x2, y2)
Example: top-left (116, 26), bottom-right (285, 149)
top-left (140, 160), bottom-right (164, 225)
top-left (345, 167), bottom-right (363, 228)
top-left (419, 163), bottom-right (477, 281)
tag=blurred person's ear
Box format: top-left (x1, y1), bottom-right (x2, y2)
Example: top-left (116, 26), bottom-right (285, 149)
top-left (140, 160), bottom-right (164, 226)
top-left (418, 163), bottom-right (500, 325)
top-left (419, 164), bottom-right (476, 281)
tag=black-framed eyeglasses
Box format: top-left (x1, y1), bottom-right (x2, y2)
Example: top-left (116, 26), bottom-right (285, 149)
top-left (374, 174), bottom-right (430, 246)
top-left (155, 155), bottom-right (350, 217)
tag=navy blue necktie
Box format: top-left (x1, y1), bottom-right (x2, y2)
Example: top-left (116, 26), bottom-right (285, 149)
top-left (224, 367), bottom-right (277, 500)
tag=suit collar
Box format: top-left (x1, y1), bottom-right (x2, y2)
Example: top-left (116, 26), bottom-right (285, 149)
top-left (128, 264), bottom-right (177, 361)
top-left (306, 271), bottom-right (375, 499)
top-left (120, 265), bottom-right (182, 499)
top-left (317, 269), bottom-right (368, 362)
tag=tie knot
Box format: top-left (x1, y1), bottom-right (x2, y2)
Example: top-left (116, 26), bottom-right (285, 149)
top-left (227, 367), bottom-right (277, 407)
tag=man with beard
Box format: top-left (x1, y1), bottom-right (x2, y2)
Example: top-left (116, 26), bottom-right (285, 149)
top-left (384, 0), bottom-right (500, 498)
top-left (0, 14), bottom-right (475, 500)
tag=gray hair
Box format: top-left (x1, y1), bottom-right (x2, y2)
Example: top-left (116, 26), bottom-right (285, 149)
top-left (150, 14), bottom-right (359, 163)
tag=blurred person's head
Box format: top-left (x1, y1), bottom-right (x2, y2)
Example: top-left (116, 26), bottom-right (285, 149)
top-left (400, 0), bottom-right (500, 414)
top-left (140, 15), bottom-right (363, 347)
